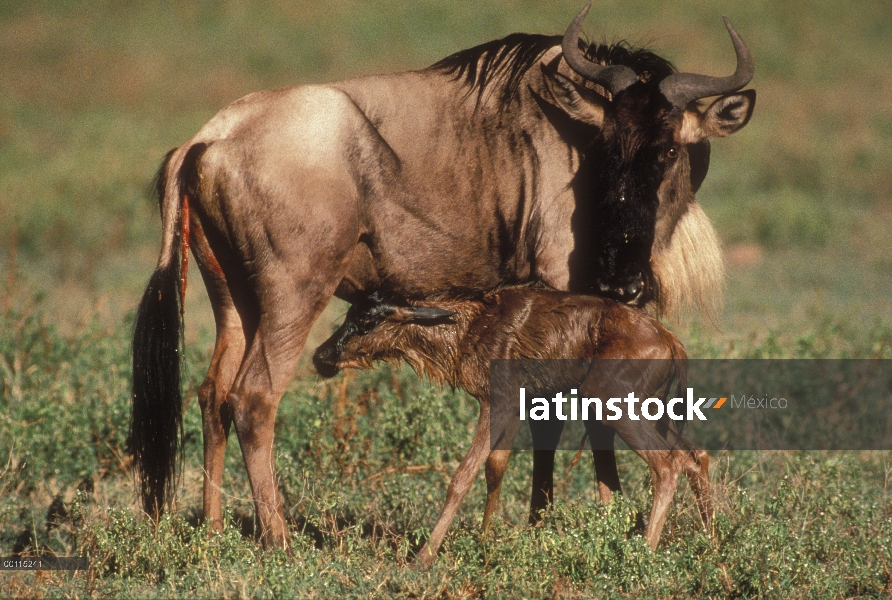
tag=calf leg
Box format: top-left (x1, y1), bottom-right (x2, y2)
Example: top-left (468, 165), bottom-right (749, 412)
top-left (638, 449), bottom-right (682, 550)
top-left (684, 448), bottom-right (712, 533)
top-left (481, 406), bottom-right (520, 534)
top-left (613, 419), bottom-right (689, 549)
top-left (482, 449), bottom-right (511, 534)
top-left (642, 445), bottom-right (713, 548)
top-left (415, 406), bottom-right (492, 569)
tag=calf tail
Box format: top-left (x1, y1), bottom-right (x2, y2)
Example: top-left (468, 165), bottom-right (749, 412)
top-left (130, 145), bottom-right (203, 519)
top-left (668, 337), bottom-right (689, 437)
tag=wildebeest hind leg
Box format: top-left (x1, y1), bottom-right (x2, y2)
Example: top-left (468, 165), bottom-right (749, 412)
top-left (226, 265), bottom-right (349, 549)
top-left (198, 317), bottom-right (242, 534)
top-left (226, 316), bottom-right (315, 547)
top-left (191, 215), bottom-right (246, 534)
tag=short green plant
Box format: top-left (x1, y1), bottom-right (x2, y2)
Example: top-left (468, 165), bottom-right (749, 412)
top-left (2, 312), bottom-right (891, 597)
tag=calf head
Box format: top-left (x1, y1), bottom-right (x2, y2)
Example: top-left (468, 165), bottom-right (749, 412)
top-left (313, 292), bottom-right (456, 378)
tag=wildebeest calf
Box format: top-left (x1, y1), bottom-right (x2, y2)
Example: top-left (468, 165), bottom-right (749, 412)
top-left (314, 286), bottom-right (710, 567)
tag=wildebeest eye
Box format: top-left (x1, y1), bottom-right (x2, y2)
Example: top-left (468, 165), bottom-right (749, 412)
top-left (666, 146), bottom-right (679, 159)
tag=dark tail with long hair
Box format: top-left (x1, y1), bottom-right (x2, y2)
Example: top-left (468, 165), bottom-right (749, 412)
top-left (130, 148), bottom-right (186, 520)
top-left (131, 257), bottom-right (182, 519)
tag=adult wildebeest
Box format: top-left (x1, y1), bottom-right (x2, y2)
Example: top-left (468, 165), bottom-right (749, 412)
top-left (312, 286), bottom-right (710, 567)
top-left (131, 2), bottom-right (754, 549)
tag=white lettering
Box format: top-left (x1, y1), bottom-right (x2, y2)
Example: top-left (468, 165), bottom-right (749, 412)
top-left (553, 392), bottom-right (567, 421)
top-left (582, 398), bottom-right (602, 421)
top-left (687, 387), bottom-right (708, 421)
top-left (667, 397), bottom-right (684, 420)
top-left (624, 392), bottom-right (640, 420)
top-left (606, 397), bottom-right (622, 420)
top-left (641, 397), bottom-right (664, 421)
top-left (519, 387), bottom-right (526, 420)
top-left (530, 397), bottom-right (549, 420)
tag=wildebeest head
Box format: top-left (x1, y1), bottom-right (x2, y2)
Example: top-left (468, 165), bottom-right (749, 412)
top-left (542, 2), bottom-right (755, 308)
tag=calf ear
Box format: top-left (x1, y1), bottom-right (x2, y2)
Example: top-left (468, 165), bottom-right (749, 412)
top-left (541, 65), bottom-right (606, 127)
top-left (701, 89), bottom-right (756, 137)
top-left (391, 306), bottom-right (457, 324)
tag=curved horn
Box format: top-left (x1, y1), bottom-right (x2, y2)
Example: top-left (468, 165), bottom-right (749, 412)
top-left (659, 17), bottom-right (754, 108)
top-left (562, 1), bottom-right (639, 96)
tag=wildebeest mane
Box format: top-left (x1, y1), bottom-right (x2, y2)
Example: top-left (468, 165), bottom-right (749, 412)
top-left (582, 41), bottom-right (676, 87)
top-left (429, 33), bottom-right (676, 108)
top-left (430, 33), bottom-right (560, 108)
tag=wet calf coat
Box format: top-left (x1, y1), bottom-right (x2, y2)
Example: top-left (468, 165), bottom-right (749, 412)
top-left (314, 287), bottom-right (711, 567)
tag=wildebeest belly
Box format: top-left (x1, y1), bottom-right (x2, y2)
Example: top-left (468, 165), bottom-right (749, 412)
top-left (334, 217), bottom-right (525, 300)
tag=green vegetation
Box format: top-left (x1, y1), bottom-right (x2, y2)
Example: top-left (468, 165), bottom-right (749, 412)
top-left (1, 0), bottom-right (890, 597)
top-left (2, 314), bottom-right (891, 597)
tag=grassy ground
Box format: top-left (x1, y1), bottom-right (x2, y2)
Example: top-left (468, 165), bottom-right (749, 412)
top-left (1, 0), bottom-right (891, 597)
top-left (1, 316), bottom-right (891, 597)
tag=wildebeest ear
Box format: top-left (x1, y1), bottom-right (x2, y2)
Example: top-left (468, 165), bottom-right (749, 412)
top-left (389, 305), bottom-right (457, 324)
top-left (700, 89), bottom-right (756, 138)
top-left (540, 65), bottom-right (606, 126)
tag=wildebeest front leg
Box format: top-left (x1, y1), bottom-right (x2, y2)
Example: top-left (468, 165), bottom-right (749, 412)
top-left (529, 450), bottom-right (555, 525)
top-left (528, 417), bottom-right (566, 524)
top-left (587, 421), bottom-right (621, 503)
